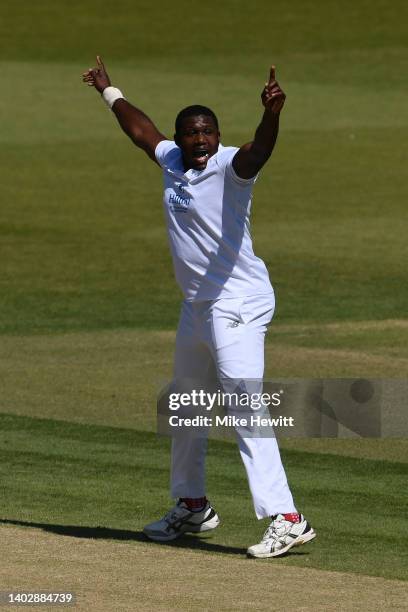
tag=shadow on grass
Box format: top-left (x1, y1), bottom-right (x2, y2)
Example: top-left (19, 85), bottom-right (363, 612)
top-left (0, 518), bottom-right (310, 558)
top-left (0, 517), bottom-right (244, 555)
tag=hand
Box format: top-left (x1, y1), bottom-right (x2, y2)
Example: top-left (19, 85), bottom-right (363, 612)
top-left (261, 66), bottom-right (286, 114)
top-left (82, 55), bottom-right (111, 93)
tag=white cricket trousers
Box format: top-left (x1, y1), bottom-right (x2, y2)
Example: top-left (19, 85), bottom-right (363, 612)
top-left (170, 293), bottom-right (296, 519)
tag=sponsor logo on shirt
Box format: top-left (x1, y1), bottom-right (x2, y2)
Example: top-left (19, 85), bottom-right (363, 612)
top-left (169, 183), bottom-right (191, 213)
top-left (226, 320), bottom-right (240, 328)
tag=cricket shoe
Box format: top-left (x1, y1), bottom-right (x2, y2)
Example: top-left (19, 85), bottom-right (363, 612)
top-left (143, 500), bottom-right (220, 542)
top-left (247, 513), bottom-right (316, 558)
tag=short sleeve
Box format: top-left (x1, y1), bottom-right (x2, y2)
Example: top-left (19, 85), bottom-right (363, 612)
top-left (155, 140), bottom-right (180, 168)
top-left (216, 146), bottom-right (258, 186)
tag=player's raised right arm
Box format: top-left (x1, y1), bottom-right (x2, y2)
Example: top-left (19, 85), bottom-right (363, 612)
top-left (82, 56), bottom-right (166, 163)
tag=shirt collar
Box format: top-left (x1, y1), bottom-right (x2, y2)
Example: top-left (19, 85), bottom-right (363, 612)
top-left (164, 144), bottom-right (225, 183)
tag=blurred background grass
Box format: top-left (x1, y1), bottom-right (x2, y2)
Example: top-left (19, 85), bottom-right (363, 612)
top-left (1, 0), bottom-right (407, 335)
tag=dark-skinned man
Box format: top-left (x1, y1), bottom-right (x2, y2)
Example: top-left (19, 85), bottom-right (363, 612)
top-left (82, 57), bottom-right (316, 558)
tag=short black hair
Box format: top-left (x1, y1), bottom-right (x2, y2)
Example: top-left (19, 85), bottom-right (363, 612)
top-left (175, 105), bottom-right (219, 134)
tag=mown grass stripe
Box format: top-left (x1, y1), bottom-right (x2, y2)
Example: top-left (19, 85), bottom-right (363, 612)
top-left (0, 412), bottom-right (407, 580)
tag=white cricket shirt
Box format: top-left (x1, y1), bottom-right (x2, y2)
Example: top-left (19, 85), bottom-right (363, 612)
top-left (155, 140), bottom-right (273, 301)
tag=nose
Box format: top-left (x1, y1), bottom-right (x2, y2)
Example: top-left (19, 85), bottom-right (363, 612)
top-left (194, 130), bottom-right (206, 143)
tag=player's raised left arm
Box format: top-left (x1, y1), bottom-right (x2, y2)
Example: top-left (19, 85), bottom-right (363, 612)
top-left (232, 66), bottom-right (286, 180)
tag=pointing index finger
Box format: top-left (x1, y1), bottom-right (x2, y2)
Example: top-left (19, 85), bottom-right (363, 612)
top-left (96, 55), bottom-right (104, 69)
top-left (269, 65), bottom-right (276, 83)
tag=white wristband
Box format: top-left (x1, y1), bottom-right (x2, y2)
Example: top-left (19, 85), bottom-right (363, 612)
top-left (102, 86), bottom-right (125, 109)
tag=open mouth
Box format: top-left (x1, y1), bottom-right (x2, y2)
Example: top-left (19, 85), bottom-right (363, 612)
top-left (192, 149), bottom-right (209, 163)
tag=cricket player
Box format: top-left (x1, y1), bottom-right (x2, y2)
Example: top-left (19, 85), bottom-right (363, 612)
top-left (82, 57), bottom-right (316, 558)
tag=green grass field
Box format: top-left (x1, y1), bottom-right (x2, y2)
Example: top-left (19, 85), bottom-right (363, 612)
top-left (1, 412), bottom-right (407, 582)
top-left (1, 1), bottom-right (408, 335)
top-left (1, 1), bottom-right (407, 609)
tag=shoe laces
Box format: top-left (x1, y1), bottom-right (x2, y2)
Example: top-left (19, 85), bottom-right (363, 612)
top-left (164, 501), bottom-right (189, 524)
top-left (261, 515), bottom-right (289, 542)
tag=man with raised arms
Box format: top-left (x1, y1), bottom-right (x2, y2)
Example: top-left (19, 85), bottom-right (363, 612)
top-left (82, 57), bottom-right (316, 558)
